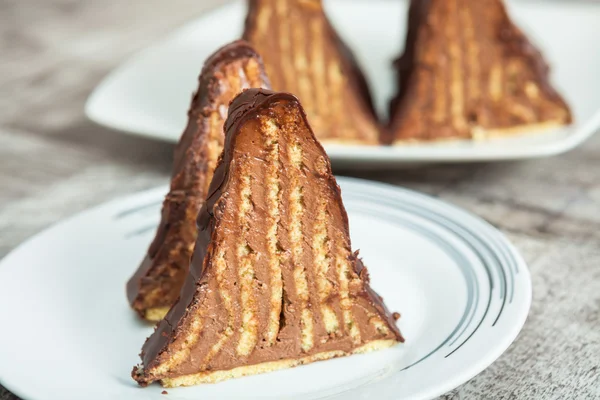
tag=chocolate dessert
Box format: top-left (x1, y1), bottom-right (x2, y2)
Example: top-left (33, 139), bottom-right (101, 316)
top-left (132, 89), bottom-right (403, 387)
top-left (243, 0), bottom-right (382, 145)
top-left (389, 0), bottom-right (572, 143)
top-left (126, 40), bottom-right (271, 321)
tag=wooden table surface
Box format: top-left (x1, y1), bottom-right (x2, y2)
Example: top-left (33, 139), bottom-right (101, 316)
top-left (1, 1), bottom-right (599, 398)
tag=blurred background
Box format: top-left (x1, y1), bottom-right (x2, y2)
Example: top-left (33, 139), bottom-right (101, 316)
top-left (0, 1), bottom-right (598, 399)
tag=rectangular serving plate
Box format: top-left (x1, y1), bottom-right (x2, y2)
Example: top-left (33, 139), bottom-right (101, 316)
top-left (85, 0), bottom-right (600, 167)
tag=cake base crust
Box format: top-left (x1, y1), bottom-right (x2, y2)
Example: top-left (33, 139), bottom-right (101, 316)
top-left (155, 340), bottom-right (397, 387)
top-left (393, 119), bottom-right (567, 145)
top-left (143, 307), bottom-right (171, 322)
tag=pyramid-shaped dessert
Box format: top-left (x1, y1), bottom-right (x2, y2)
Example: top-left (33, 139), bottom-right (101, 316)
top-left (243, 0), bottom-right (382, 145)
top-left (389, 0), bottom-right (571, 143)
top-left (126, 40), bottom-right (271, 321)
top-left (133, 89), bottom-right (403, 387)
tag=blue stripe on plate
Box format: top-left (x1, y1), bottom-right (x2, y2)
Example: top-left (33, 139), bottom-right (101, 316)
top-left (353, 207), bottom-right (479, 370)
top-left (344, 188), bottom-right (511, 358)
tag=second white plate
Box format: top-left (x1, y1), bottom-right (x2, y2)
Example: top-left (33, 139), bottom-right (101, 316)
top-left (0, 178), bottom-right (531, 400)
top-left (85, 0), bottom-right (600, 166)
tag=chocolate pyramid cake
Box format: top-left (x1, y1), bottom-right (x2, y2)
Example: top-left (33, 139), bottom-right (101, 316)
top-left (243, 0), bottom-right (381, 145)
top-left (132, 89), bottom-right (403, 387)
top-left (389, 0), bottom-right (571, 143)
top-left (126, 40), bottom-right (270, 321)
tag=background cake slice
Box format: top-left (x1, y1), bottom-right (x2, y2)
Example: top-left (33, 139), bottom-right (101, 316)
top-left (133, 88), bottom-right (403, 387)
top-left (389, 0), bottom-right (572, 143)
top-left (126, 40), bottom-right (270, 321)
top-left (243, 0), bottom-right (382, 145)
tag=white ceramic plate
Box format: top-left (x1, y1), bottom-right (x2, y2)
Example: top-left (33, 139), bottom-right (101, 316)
top-left (85, 0), bottom-right (600, 167)
top-left (0, 178), bottom-right (530, 400)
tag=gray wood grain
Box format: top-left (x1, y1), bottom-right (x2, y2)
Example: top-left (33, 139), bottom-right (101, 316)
top-left (0, 1), bottom-right (598, 399)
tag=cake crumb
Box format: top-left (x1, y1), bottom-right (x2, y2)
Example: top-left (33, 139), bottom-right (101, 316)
top-left (162, 390), bottom-right (168, 395)
top-left (393, 312), bottom-right (401, 321)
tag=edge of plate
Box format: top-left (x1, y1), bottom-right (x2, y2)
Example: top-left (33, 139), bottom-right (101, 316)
top-left (84, 0), bottom-right (242, 143)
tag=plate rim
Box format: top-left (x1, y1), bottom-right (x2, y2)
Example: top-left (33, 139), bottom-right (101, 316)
top-left (0, 177), bottom-right (532, 400)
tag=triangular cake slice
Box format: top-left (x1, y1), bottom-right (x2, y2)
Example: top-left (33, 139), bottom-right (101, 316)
top-left (133, 89), bottom-right (403, 387)
top-left (389, 0), bottom-right (571, 143)
top-left (243, 0), bottom-right (382, 145)
top-left (126, 40), bottom-right (271, 321)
